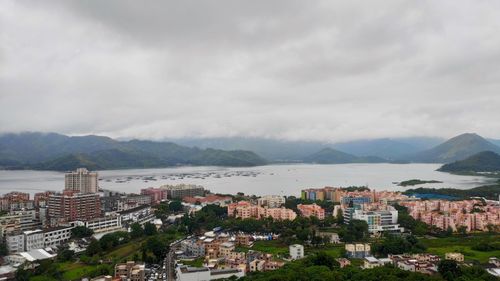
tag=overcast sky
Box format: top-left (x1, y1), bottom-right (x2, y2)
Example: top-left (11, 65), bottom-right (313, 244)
top-left (1, 1), bottom-right (500, 142)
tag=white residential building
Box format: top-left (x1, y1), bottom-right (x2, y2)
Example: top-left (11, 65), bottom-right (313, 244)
top-left (347, 205), bottom-right (403, 234)
top-left (65, 168), bottom-right (98, 194)
top-left (83, 215), bottom-right (122, 233)
top-left (24, 230), bottom-right (44, 251)
top-left (257, 195), bottom-right (286, 208)
top-left (289, 244), bottom-right (304, 260)
top-left (43, 226), bottom-right (74, 248)
top-left (5, 233), bottom-right (24, 253)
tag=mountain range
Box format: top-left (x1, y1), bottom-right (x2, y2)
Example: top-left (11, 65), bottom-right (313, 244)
top-left (1, 132), bottom-right (500, 171)
top-left (302, 148), bottom-right (387, 164)
top-left (168, 136), bottom-right (443, 161)
top-left (0, 132), bottom-right (267, 170)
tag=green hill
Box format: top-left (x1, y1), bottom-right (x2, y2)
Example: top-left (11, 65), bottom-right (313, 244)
top-left (438, 151), bottom-right (500, 174)
top-left (303, 148), bottom-right (387, 164)
top-left (0, 132), bottom-right (267, 171)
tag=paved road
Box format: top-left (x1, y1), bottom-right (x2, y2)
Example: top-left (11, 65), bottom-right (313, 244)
top-left (165, 239), bottom-right (184, 281)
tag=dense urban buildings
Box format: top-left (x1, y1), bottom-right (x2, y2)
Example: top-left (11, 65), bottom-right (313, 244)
top-left (400, 199), bottom-right (500, 232)
top-left (0, 192), bottom-right (32, 212)
top-left (64, 168), bottom-right (98, 193)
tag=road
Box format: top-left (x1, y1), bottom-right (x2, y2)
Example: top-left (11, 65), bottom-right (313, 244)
top-left (165, 238), bottom-right (184, 281)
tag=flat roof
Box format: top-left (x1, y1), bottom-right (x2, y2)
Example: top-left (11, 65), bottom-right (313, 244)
top-left (365, 256), bottom-right (379, 263)
top-left (19, 249), bottom-right (56, 261)
top-left (211, 268), bottom-right (241, 275)
top-left (180, 266), bottom-right (209, 273)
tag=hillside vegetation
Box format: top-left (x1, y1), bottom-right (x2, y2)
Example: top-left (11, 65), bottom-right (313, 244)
top-left (438, 151), bottom-right (500, 174)
top-left (0, 132), bottom-right (267, 171)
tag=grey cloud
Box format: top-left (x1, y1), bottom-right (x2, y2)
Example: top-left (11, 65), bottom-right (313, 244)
top-left (1, 0), bottom-right (500, 142)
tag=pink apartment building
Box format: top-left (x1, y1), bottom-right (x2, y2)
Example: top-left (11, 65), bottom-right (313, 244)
top-left (400, 200), bottom-right (500, 232)
top-left (297, 203), bottom-right (326, 220)
top-left (140, 187), bottom-right (167, 204)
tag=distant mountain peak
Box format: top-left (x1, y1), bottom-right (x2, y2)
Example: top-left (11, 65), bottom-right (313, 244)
top-left (409, 133), bottom-right (500, 163)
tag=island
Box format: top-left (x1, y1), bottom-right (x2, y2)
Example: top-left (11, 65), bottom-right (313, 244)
top-left (397, 179), bottom-right (443, 186)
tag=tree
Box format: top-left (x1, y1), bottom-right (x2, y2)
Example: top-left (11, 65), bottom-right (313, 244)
top-left (457, 226), bottom-right (467, 236)
top-left (373, 235), bottom-right (426, 256)
top-left (130, 222), bottom-right (144, 239)
top-left (339, 220), bottom-right (369, 243)
top-left (144, 222), bottom-right (157, 236)
top-left (86, 239), bottom-right (102, 256)
top-left (145, 236), bottom-right (170, 262)
top-left (336, 208), bottom-right (344, 224)
top-left (438, 260), bottom-right (462, 281)
top-left (71, 226), bottom-right (94, 238)
top-left (0, 240), bottom-right (8, 256)
top-left (306, 252), bottom-right (338, 269)
top-left (57, 248), bottom-right (75, 262)
top-left (169, 200), bottom-right (183, 212)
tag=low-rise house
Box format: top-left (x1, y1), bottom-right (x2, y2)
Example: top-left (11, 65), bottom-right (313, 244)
top-left (362, 257), bottom-right (393, 269)
top-left (114, 261), bottom-right (145, 281)
top-left (219, 242), bottom-right (235, 258)
top-left (318, 232), bottom-right (340, 244)
top-left (249, 259), bottom-right (266, 272)
top-left (445, 252), bottom-right (464, 262)
top-left (389, 254), bottom-right (440, 275)
top-left (336, 258), bottom-right (351, 268)
top-left (345, 243), bottom-right (371, 258)
top-left (289, 244), bottom-right (304, 260)
top-left (181, 239), bottom-right (206, 258)
top-left (363, 256), bottom-right (383, 269)
top-left (235, 234), bottom-right (252, 246)
top-left (490, 257), bottom-right (500, 267)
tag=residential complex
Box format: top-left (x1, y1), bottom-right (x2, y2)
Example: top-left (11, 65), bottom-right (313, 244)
top-left (297, 203), bottom-right (325, 219)
top-left (64, 168), bottom-right (98, 194)
top-left (160, 184), bottom-right (205, 199)
top-left (47, 190), bottom-right (101, 226)
top-left (400, 199), bottom-right (500, 232)
top-left (0, 192), bottom-right (32, 212)
top-left (227, 201), bottom-right (297, 221)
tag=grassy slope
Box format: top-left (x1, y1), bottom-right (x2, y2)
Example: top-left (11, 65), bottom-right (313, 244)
top-left (421, 234), bottom-right (500, 263)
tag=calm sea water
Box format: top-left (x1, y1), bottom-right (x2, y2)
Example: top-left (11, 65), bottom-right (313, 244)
top-left (0, 163), bottom-right (494, 197)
